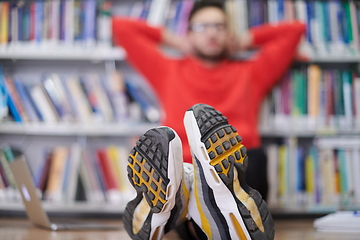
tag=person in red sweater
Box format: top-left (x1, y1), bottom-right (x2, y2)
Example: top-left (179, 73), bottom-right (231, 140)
top-left (113, 1), bottom-right (305, 239)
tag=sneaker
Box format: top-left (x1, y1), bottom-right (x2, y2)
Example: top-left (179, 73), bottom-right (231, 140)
top-left (123, 127), bottom-right (191, 240)
top-left (184, 104), bottom-right (275, 240)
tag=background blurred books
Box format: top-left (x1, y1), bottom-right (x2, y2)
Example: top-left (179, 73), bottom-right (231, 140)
top-left (266, 137), bottom-right (360, 209)
top-left (260, 64), bottom-right (360, 132)
top-left (0, 0), bottom-right (112, 49)
top-left (0, 67), bottom-right (161, 124)
top-left (0, 144), bottom-right (135, 204)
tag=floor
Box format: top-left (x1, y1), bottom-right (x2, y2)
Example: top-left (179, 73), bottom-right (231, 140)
top-left (0, 218), bottom-right (359, 240)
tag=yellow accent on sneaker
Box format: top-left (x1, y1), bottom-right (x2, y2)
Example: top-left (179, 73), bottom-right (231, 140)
top-left (233, 169), bottom-right (265, 233)
top-left (180, 180), bottom-right (190, 222)
top-left (132, 197), bottom-right (151, 234)
top-left (206, 129), bottom-right (245, 177)
top-left (230, 213), bottom-right (248, 239)
top-left (128, 151), bottom-right (167, 208)
top-left (193, 164), bottom-right (212, 239)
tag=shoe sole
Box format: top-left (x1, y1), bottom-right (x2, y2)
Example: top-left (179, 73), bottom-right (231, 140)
top-left (123, 127), bottom-right (183, 240)
top-left (184, 104), bottom-right (274, 240)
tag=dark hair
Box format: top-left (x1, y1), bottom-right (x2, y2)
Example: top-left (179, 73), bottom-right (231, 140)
top-left (188, 0), bottom-right (226, 22)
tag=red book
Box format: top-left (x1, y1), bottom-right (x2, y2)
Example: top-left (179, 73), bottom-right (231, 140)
top-left (96, 149), bottom-right (117, 191)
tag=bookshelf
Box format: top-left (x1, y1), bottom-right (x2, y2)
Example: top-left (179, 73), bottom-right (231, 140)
top-left (1, 0), bottom-right (360, 218)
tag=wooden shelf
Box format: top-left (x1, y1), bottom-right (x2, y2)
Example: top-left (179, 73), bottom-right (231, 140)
top-left (0, 45), bottom-right (126, 61)
top-left (0, 122), bottom-right (159, 136)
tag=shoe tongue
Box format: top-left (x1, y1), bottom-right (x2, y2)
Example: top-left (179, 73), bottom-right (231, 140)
top-left (182, 163), bottom-right (194, 190)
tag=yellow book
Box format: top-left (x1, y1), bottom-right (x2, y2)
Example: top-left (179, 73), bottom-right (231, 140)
top-left (305, 154), bottom-right (314, 193)
top-left (45, 146), bottom-right (68, 202)
top-left (106, 146), bottom-right (122, 191)
top-left (320, 149), bottom-right (336, 205)
top-left (278, 145), bottom-right (287, 197)
top-left (307, 65), bottom-right (321, 127)
top-left (0, 2), bottom-right (9, 44)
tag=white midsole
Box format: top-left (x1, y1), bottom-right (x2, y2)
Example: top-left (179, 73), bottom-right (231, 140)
top-left (149, 127), bottom-right (183, 240)
top-left (184, 111), bottom-right (252, 240)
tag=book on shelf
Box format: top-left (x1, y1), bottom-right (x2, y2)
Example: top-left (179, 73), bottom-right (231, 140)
top-left (125, 79), bottom-right (161, 123)
top-left (3, 76), bottom-right (24, 123)
top-left (266, 136), bottom-right (360, 209)
top-left (44, 146), bottom-right (69, 202)
top-left (0, 145), bottom-right (21, 202)
top-left (13, 79), bottom-right (39, 122)
top-left (29, 84), bottom-right (59, 122)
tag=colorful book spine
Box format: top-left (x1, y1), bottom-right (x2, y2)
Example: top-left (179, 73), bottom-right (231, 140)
top-left (0, 2), bottom-right (9, 45)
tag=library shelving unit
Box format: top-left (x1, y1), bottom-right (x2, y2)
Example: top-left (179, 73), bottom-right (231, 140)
top-left (2, 0), bottom-right (360, 219)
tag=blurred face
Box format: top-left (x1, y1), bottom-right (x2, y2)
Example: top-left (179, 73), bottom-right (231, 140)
top-left (187, 7), bottom-right (228, 62)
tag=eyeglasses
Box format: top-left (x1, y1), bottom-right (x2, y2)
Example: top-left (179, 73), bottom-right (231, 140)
top-left (188, 22), bottom-right (226, 33)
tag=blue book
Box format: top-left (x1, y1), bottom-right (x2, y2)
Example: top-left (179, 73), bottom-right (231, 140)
top-left (305, 0), bottom-right (314, 43)
top-left (17, 3), bottom-right (24, 42)
top-left (167, 1), bottom-right (182, 33)
top-left (0, 67), bottom-right (8, 120)
top-left (13, 79), bottom-right (38, 122)
top-left (83, 0), bottom-right (96, 45)
top-left (5, 87), bottom-right (22, 123)
top-left (23, 83), bottom-right (44, 121)
top-left (125, 79), bottom-right (160, 123)
top-left (140, 0), bottom-right (152, 20)
top-left (62, 155), bottom-right (71, 196)
top-left (59, 1), bottom-right (65, 41)
top-left (296, 147), bottom-right (305, 192)
top-left (277, 0), bottom-right (284, 21)
top-left (249, 0), bottom-right (263, 27)
top-left (35, 0), bottom-right (43, 43)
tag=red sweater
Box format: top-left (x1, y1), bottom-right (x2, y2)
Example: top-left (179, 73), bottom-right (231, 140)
top-left (112, 18), bottom-right (305, 163)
